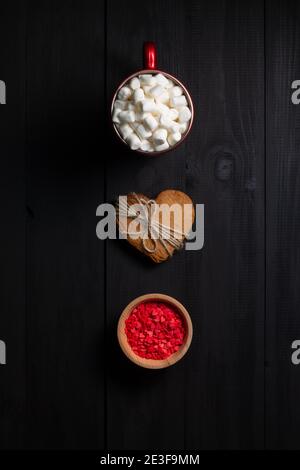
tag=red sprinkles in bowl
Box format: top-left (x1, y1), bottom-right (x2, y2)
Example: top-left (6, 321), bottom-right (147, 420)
top-left (125, 301), bottom-right (186, 360)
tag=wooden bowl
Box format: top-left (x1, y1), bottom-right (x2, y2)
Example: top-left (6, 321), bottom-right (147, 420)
top-left (117, 293), bottom-right (193, 369)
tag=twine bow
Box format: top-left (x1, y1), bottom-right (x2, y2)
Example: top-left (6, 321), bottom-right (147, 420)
top-left (116, 193), bottom-right (186, 258)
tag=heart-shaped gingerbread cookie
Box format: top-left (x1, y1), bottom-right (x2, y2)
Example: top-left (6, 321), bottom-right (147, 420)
top-left (116, 190), bottom-right (195, 263)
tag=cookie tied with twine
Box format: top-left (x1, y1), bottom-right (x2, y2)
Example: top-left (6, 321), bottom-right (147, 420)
top-left (116, 190), bottom-right (195, 263)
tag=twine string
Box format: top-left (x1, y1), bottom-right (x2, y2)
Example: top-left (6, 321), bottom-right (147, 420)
top-left (116, 193), bottom-right (186, 257)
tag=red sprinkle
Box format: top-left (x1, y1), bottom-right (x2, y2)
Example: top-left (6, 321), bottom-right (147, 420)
top-left (125, 301), bottom-right (186, 360)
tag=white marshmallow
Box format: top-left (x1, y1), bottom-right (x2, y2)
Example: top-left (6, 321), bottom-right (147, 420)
top-left (156, 102), bottom-right (170, 116)
top-left (143, 86), bottom-right (153, 98)
top-left (140, 140), bottom-right (154, 152)
top-left (113, 99), bottom-right (127, 110)
top-left (127, 103), bottom-right (135, 111)
top-left (170, 122), bottom-right (180, 133)
top-left (178, 106), bottom-right (192, 123)
top-left (155, 141), bottom-right (170, 152)
top-left (169, 122), bottom-right (180, 134)
top-left (141, 99), bottom-right (157, 113)
top-left (143, 114), bottom-right (159, 131)
top-left (118, 86), bottom-right (132, 100)
top-left (126, 132), bottom-right (141, 150)
top-left (149, 85), bottom-right (165, 98)
top-left (165, 79), bottom-right (174, 89)
top-left (155, 73), bottom-right (169, 87)
top-left (178, 122), bottom-right (188, 134)
top-left (159, 115), bottom-right (179, 132)
top-left (133, 88), bottom-right (145, 104)
top-left (129, 77), bottom-right (140, 90)
top-left (168, 132), bottom-right (182, 146)
top-left (118, 110), bottom-right (136, 123)
top-left (156, 90), bottom-right (170, 103)
top-left (119, 123), bottom-right (133, 140)
top-left (168, 108), bottom-right (179, 121)
top-left (136, 124), bottom-right (152, 140)
top-left (152, 128), bottom-right (168, 146)
top-left (139, 74), bottom-right (156, 86)
top-left (169, 86), bottom-right (183, 98)
top-left (155, 90), bottom-right (170, 104)
top-left (112, 108), bottom-right (122, 123)
top-left (135, 111), bottom-right (148, 122)
top-left (159, 115), bottom-right (172, 128)
top-left (171, 95), bottom-right (188, 107)
top-left (142, 85), bottom-right (152, 95)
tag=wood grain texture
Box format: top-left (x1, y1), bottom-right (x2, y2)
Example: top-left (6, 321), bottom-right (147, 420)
top-left (106, 0), bottom-right (189, 451)
top-left (181, 0), bottom-right (265, 450)
top-left (0, 0), bottom-right (300, 451)
top-left (25, 0), bottom-right (106, 449)
top-left (0, 0), bottom-right (26, 450)
top-left (106, 0), bottom-right (265, 450)
top-left (266, 0), bottom-right (300, 450)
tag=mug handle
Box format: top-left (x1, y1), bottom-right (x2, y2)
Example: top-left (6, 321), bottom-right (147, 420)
top-left (143, 42), bottom-right (157, 70)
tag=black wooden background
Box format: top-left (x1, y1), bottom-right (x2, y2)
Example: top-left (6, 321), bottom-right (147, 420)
top-left (0, 0), bottom-right (299, 451)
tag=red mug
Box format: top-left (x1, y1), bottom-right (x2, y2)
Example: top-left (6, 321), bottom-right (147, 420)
top-left (111, 42), bottom-right (194, 156)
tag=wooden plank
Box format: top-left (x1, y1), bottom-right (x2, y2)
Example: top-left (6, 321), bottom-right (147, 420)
top-left (182, 0), bottom-right (265, 450)
top-left (25, 0), bottom-right (106, 449)
top-left (106, 0), bottom-right (188, 450)
top-left (266, 0), bottom-right (300, 450)
top-left (0, 1), bottom-right (27, 449)
top-left (106, 0), bottom-right (265, 450)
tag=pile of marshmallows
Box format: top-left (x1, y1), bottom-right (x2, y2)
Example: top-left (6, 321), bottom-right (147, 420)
top-left (112, 73), bottom-right (192, 153)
